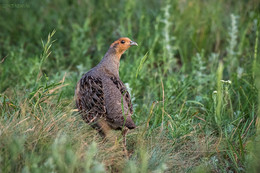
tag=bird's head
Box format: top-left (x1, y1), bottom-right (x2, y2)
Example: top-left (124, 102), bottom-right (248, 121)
top-left (110, 37), bottom-right (138, 56)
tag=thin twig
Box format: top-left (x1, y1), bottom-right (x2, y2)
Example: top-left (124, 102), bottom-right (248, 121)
top-left (0, 55), bottom-right (8, 64)
top-left (231, 118), bottom-right (243, 139)
top-left (160, 79), bottom-right (165, 132)
top-left (242, 118), bottom-right (254, 139)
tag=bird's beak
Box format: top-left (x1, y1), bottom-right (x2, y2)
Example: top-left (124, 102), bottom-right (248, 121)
top-left (130, 41), bottom-right (138, 46)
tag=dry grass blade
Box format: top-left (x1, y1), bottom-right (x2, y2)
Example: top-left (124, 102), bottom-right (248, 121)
top-left (0, 55), bottom-right (8, 64)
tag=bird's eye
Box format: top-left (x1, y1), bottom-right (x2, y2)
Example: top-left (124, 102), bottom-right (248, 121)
top-left (121, 40), bottom-right (125, 44)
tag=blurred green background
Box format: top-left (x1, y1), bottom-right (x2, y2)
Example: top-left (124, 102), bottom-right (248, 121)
top-left (0, 0), bottom-right (260, 172)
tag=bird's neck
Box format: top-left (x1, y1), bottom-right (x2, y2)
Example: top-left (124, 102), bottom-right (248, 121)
top-left (98, 48), bottom-right (123, 77)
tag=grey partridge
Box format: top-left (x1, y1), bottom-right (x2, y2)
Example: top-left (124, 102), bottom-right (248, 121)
top-left (75, 37), bottom-right (138, 140)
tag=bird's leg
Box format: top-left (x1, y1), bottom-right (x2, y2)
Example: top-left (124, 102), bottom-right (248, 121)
top-left (97, 119), bottom-right (112, 140)
top-left (122, 127), bottom-right (129, 158)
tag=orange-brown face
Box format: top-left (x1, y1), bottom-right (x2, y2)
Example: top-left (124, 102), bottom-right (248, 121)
top-left (110, 37), bottom-right (138, 55)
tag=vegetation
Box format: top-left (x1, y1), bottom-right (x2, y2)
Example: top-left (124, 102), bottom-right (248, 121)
top-left (0, 0), bottom-right (260, 172)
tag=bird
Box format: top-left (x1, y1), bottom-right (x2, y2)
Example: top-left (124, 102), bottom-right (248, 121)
top-left (75, 37), bottom-right (138, 148)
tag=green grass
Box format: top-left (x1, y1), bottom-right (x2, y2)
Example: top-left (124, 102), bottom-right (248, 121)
top-left (0, 0), bottom-right (260, 172)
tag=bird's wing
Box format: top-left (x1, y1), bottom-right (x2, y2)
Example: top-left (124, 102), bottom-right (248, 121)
top-left (76, 75), bottom-right (106, 123)
top-left (101, 76), bottom-right (135, 129)
top-left (106, 76), bottom-right (135, 129)
top-left (109, 76), bottom-right (133, 114)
